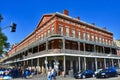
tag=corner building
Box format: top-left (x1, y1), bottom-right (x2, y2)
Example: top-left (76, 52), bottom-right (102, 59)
top-left (4, 10), bottom-right (120, 75)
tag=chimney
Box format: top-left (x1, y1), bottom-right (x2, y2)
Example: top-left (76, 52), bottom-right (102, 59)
top-left (91, 23), bottom-right (95, 26)
top-left (76, 16), bottom-right (80, 20)
top-left (63, 10), bottom-right (69, 15)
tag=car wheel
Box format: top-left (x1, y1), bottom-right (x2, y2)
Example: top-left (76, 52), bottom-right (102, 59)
top-left (82, 75), bottom-right (86, 79)
top-left (115, 74), bottom-right (118, 77)
top-left (105, 75), bottom-right (108, 78)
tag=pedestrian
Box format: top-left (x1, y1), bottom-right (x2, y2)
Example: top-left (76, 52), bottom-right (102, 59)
top-left (47, 69), bottom-right (52, 80)
top-left (51, 68), bottom-right (57, 80)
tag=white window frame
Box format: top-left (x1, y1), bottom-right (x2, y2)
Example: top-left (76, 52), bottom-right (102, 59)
top-left (66, 27), bottom-right (69, 36)
top-left (91, 35), bottom-right (94, 41)
top-left (78, 30), bottom-right (80, 39)
top-left (58, 25), bottom-right (63, 35)
top-left (48, 29), bottom-right (50, 36)
top-left (71, 28), bottom-right (75, 37)
top-left (51, 26), bottom-right (54, 34)
top-left (82, 31), bottom-right (85, 40)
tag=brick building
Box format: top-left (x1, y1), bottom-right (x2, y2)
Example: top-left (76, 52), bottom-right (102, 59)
top-left (115, 40), bottom-right (120, 56)
top-left (3, 10), bottom-right (120, 75)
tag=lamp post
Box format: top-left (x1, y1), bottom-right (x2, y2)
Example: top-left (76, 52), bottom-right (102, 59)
top-left (0, 14), bottom-right (17, 32)
top-left (0, 14), bottom-right (3, 30)
top-left (0, 14), bottom-right (3, 22)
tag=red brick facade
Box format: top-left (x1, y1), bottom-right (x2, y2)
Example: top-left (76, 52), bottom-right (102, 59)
top-left (8, 10), bottom-right (113, 56)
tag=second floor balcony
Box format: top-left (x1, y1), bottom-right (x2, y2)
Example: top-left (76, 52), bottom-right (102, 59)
top-left (9, 49), bottom-right (120, 63)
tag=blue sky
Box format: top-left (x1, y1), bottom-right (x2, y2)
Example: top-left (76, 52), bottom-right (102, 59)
top-left (0, 0), bottom-right (120, 46)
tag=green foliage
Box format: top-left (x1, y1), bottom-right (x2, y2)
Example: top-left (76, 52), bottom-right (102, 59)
top-left (0, 31), bottom-right (10, 54)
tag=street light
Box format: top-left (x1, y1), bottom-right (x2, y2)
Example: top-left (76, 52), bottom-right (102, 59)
top-left (0, 14), bottom-right (17, 32)
top-left (10, 23), bottom-right (17, 32)
top-left (0, 14), bottom-right (3, 22)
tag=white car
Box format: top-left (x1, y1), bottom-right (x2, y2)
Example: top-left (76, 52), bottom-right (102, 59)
top-left (95, 69), bottom-right (103, 75)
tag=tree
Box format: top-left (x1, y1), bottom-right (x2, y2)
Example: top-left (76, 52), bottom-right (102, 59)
top-left (0, 31), bottom-right (10, 54)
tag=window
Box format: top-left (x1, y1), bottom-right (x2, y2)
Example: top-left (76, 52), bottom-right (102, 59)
top-left (65, 42), bottom-right (70, 49)
top-left (48, 29), bottom-right (50, 36)
top-left (44, 32), bottom-right (46, 38)
top-left (58, 25), bottom-right (63, 35)
top-left (86, 33), bottom-right (90, 41)
top-left (102, 38), bottom-right (104, 44)
top-left (106, 39), bottom-right (108, 45)
top-left (43, 32), bottom-right (46, 39)
top-left (71, 28), bottom-right (75, 37)
top-left (41, 34), bottom-right (43, 40)
top-left (101, 37), bottom-right (103, 43)
top-left (91, 35), bottom-right (94, 41)
top-left (82, 31), bottom-right (85, 40)
top-left (108, 40), bottom-right (111, 45)
top-left (66, 27), bottom-right (69, 36)
top-left (96, 36), bottom-right (98, 42)
top-left (78, 30), bottom-right (80, 39)
top-left (99, 37), bottom-right (102, 43)
top-left (58, 40), bottom-right (63, 49)
top-left (51, 26), bottom-right (54, 34)
top-left (72, 43), bottom-right (76, 50)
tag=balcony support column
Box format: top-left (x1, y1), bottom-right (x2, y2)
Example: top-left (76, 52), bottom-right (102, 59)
top-left (45, 56), bottom-right (48, 74)
top-left (37, 58), bottom-right (39, 67)
top-left (95, 58), bottom-right (98, 71)
top-left (46, 39), bottom-right (48, 52)
top-left (62, 38), bottom-right (65, 53)
top-left (94, 45), bottom-right (96, 52)
top-left (112, 59), bottom-right (114, 67)
top-left (63, 56), bottom-right (66, 77)
top-left (78, 57), bottom-right (81, 72)
top-left (78, 42), bottom-right (80, 52)
top-left (38, 44), bottom-right (39, 52)
top-left (104, 58), bottom-right (106, 69)
top-left (23, 61), bottom-right (25, 67)
top-left (31, 59), bottom-right (33, 67)
top-left (118, 59), bottom-right (120, 68)
top-left (83, 43), bottom-right (86, 54)
top-left (103, 47), bottom-right (105, 53)
top-left (70, 60), bottom-right (73, 69)
top-left (110, 48), bottom-right (112, 54)
top-left (84, 57), bottom-right (86, 70)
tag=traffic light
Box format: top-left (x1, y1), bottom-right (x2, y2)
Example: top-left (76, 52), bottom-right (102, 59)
top-left (10, 23), bottom-right (16, 32)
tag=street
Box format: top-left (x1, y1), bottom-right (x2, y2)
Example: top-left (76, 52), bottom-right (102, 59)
top-left (12, 74), bottom-right (120, 80)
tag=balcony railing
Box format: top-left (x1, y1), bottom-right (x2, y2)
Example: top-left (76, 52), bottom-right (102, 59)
top-left (4, 49), bottom-right (120, 64)
top-left (16, 49), bottom-right (120, 60)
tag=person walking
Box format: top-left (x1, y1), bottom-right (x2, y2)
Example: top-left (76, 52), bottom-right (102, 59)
top-left (47, 69), bottom-right (52, 80)
top-left (51, 68), bottom-right (57, 80)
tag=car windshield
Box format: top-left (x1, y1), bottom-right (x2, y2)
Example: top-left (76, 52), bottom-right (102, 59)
top-left (80, 70), bottom-right (93, 74)
top-left (96, 69), bottom-right (102, 72)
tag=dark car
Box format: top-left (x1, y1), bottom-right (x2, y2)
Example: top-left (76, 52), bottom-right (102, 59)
top-left (74, 70), bottom-right (95, 79)
top-left (95, 67), bottom-right (118, 78)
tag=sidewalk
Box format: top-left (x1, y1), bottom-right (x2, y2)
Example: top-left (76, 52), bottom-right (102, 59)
top-left (12, 74), bottom-right (76, 80)
top-left (12, 74), bottom-right (120, 80)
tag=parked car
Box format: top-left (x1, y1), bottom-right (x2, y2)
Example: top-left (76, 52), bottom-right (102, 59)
top-left (95, 69), bottom-right (103, 75)
top-left (116, 68), bottom-right (120, 75)
top-left (74, 70), bottom-right (95, 79)
top-left (95, 67), bottom-right (118, 78)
